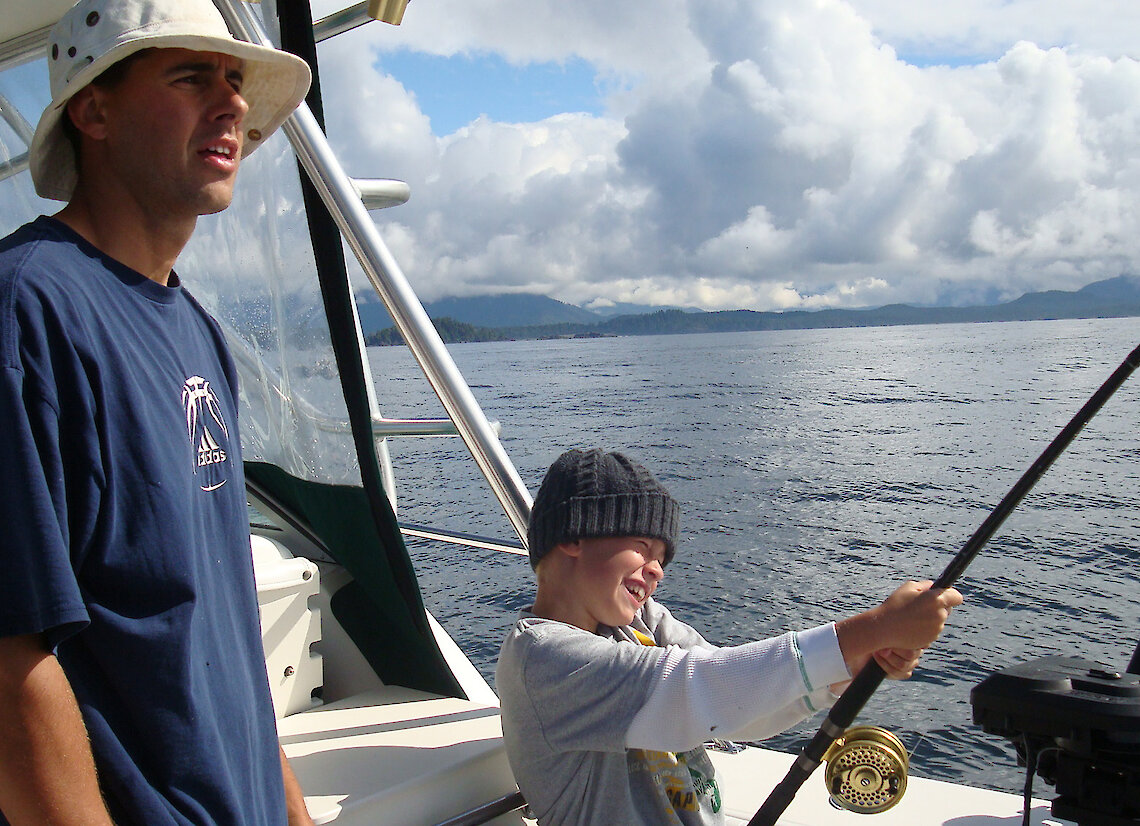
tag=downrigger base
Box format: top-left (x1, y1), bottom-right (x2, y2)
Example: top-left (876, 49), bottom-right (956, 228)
top-left (971, 656), bottom-right (1140, 826)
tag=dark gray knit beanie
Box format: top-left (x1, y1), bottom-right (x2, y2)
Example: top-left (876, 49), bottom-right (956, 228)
top-left (527, 449), bottom-right (681, 570)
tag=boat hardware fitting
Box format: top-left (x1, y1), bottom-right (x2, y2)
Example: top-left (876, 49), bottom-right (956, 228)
top-left (313, 0), bottom-right (408, 42)
top-left (369, 0), bottom-right (409, 26)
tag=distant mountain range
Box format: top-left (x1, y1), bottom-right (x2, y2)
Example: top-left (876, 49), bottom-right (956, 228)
top-left (355, 292), bottom-right (695, 332)
top-left (360, 275), bottom-right (1140, 345)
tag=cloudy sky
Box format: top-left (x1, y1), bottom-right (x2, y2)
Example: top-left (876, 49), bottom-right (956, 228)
top-left (312, 0), bottom-right (1139, 312)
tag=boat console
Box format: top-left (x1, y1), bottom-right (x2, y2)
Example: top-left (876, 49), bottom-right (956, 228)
top-left (971, 655), bottom-right (1140, 825)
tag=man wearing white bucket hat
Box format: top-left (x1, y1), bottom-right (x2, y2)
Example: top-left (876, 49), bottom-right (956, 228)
top-left (0, 0), bottom-right (314, 824)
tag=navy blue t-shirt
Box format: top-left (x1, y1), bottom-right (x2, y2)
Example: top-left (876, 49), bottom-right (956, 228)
top-left (0, 217), bottom-right (287, 825)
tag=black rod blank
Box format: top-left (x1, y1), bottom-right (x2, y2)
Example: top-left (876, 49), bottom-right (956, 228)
top-left (749, 342), bottom-right (1140, 826)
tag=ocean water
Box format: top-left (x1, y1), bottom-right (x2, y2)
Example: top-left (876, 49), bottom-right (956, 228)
top-left (368, 316), bottom-right (1140, 797)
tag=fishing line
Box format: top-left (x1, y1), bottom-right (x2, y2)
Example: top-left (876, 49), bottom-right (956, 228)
top-left (749, 341), bottom-right (1140, 826)
top-left (905, 732), bottom-right (928, 763)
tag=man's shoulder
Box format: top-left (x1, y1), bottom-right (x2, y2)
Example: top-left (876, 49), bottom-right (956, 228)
top-left (0, 217), bottom-right (87, 292)
top-left (1, 216), bottom-right (69, 257)
top-left (0, 216), bottom-right (47, 245)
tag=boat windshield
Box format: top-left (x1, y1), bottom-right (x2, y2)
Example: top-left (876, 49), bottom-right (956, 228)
top-left (0, 55), bottom-right (360, 489)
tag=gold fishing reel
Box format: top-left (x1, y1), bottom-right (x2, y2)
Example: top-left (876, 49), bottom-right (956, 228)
top-left (822, 726), bottom-right (909, 814)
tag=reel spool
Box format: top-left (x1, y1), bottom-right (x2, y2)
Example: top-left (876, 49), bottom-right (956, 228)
top-left (822, 726), bottom-right (909, 814)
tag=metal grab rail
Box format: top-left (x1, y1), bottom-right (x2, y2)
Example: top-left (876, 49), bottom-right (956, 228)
top-left (0, 90), bottom-right (34, 183)
top-left (0, 92), bottom-right (33, 144)
top-left (214, 0), bottom-right (534, 546)
top-left (0, 25), bottom-right (51, 72)
top-left (0, 151), bottom-right (28, 183)
top-left (400, 522), bottom-right (527, 556)
top-left (312, 2), bottom-right (373, 42)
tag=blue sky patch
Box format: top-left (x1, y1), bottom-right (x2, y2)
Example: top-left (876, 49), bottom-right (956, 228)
top-left (896, 51), bottom-right (998, 68)
top-left (376, 51), bottom-right (607, 135)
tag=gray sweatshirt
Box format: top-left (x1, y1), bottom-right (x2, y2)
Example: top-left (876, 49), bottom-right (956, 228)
top-left (495, 598), bottom-right (848, 825)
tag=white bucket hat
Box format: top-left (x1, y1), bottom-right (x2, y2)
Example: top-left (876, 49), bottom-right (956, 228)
top-left (30, 0), bottom-right (312, 201)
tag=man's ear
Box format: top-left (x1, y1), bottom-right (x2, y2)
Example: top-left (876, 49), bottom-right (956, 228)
top-left (65, 86), bottom-right (110, 141)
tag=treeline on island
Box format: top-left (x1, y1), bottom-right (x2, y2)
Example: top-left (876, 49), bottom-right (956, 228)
top-left (365, 316), bottom-right (510, 346)
top-left (362, 275), bottom-right (1140, 346)
top-left (363, 313), bottom-right (687, 346)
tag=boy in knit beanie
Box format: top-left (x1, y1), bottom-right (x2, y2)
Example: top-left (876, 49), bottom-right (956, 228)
top-left (495, 448), bottom-right (963, 826)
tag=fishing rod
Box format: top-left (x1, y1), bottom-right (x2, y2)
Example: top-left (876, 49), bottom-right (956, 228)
top-left (749, 341), bottom-right (1140, 826)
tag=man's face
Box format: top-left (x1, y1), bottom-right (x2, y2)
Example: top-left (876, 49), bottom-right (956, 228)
top-left (87, 48), bottom-right (249, 218)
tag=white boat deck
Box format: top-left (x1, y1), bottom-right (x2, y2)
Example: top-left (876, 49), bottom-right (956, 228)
top-left (280, 686), bottom-right (522, 826)
top-left (254, 534), bottom-right (524, 825)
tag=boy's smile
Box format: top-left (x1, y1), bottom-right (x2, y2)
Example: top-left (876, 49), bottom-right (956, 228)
top-left (564, 536), bottom-right (667, 632)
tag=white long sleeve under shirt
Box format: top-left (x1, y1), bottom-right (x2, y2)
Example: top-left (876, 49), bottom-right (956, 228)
top-left (624, 621), bottom-right (847, 750)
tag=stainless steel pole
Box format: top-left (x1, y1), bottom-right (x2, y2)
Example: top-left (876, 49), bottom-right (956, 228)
top-left (214, 0), bottom-right (534, 545)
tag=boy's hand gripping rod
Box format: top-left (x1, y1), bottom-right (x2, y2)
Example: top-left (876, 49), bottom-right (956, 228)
top-left (749, 341), bottom-right (1140, 826)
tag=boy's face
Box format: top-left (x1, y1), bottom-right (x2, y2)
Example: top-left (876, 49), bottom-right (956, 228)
top-left (567, 535), bottom-right (667, 631)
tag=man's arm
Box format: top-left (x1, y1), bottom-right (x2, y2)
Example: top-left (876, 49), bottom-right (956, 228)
top-left (280, 747), bottom-right (313, 826)
top-left (0, 634), bottom-right (115, 826)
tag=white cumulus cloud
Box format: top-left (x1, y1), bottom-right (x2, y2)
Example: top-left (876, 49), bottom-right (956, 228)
top-left (313, 0), bottom-right (1140, 310)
